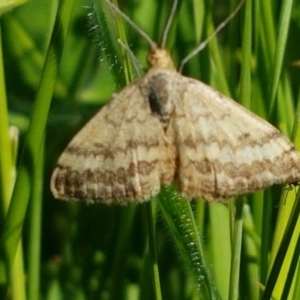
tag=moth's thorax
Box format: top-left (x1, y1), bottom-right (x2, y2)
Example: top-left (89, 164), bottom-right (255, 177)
top-left (147, 47), bottom-right (176, 70)
top-left (144, 48), bottom-right (177, 129)
top-left (139, 68), bottom-right (178, 131)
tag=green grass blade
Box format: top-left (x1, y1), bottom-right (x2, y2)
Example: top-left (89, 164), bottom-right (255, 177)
top-left (269, 0), bottom-right (294, 115)
top-left (89, 0), bottom-right (127, 86)
top-left (159, 188), bottom-right (221, 300)
top-left (228, 199), bottom-right (244, 300)
top-left (207, 203), bottom-right (231, 298)
top-left (0, 29), bottom-right (14, 216)
top-left (0, 21), bottom-right (26, 300)
top-left (144, 202), bottom-right (162, 300)
top-left (27, 141), bottom-right (43, 300)
top-left (281, 232), bottom-right (300, 298)
top-left (239, 0), bottom-right (252, 109)
top-left (262, 191), bottom-right (300, 300)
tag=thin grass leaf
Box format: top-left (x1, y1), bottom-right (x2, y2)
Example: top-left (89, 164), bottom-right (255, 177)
top-left (257, 0), bottom-right (276, 75)
top-left (159, 188), bottom-right (221, 300)
top-left (292, 241), bottom-right (300, 299)
top-left (239, 0), bottom-right (252, 109)
top-left (0, 19), bottom-right (26, 300)
top-left (144, 202), bottom-right (162, 300)
top-left (241, 204), bottom-right (260, 300)
top-left (207, 203), bottom-right (231, 298)
top-left (27, 141), bottom-right (43, 300)
top-left (88, 0), bottom-right (128, 86)
top-left (228, 198), bottom-right (244, 300)
top-left (269, 0), bottom-right (294, 115)
top-left (262, 191), bottom-right (300, 300)
top-left (281, 232), bottom-right (300, 299)
top-left (0, 26), bottom-right (13, 223)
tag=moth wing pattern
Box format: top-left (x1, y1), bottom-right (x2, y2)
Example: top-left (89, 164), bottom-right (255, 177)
top-left (51, 82), bottom-right (175, 204)
top-left (172, 76), bottom-right (300, 201)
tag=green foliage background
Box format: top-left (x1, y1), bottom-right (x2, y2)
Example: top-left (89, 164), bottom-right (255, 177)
top-left (1, 0), bottom-right (300, 299)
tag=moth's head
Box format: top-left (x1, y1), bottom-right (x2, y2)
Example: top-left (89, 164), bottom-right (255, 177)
top-left (147, 48), bottom-right (175, 70)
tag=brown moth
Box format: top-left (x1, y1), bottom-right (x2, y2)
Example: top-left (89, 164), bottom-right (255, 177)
top-left (50, 1), bottom-right (300, 204)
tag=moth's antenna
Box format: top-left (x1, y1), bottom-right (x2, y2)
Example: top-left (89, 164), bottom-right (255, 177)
top-left (161, 0), bottom-right (178, 47)
top-left (117, 39), bottom-right (142, 77)
top-left (105, 0), bottom-right (157, 50)
top-left (179, 0), bottom-right (245, 72)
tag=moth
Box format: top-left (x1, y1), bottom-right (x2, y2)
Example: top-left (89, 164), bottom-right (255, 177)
top-left (50, 1), bottom-right (300, 204)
